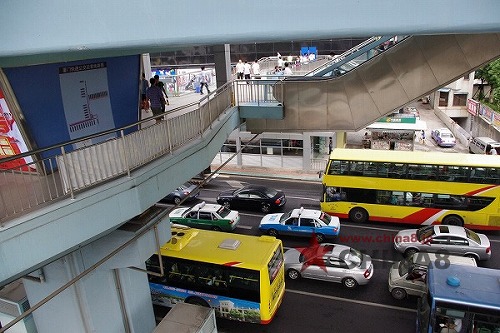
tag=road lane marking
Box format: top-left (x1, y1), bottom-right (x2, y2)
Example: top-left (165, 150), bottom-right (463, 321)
top-left (286, 289), bottom-right (416, 313)
top-left (236, 225), bottom-right (253, 230)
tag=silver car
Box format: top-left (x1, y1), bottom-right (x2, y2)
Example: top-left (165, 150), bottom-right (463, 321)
top-left (393, 225), bottom-right (491, 261)
top-left (284, 243), bottom-right (373, 289)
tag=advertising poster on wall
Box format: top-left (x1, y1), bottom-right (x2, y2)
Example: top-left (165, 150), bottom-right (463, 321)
top-left (0, 88), bottom-right (32, 170)
top-left (59, 62), bottom-right (116, 147)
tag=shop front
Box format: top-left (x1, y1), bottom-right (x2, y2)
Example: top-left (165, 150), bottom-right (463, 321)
top-left (366, 116), bottom-right (426, 151)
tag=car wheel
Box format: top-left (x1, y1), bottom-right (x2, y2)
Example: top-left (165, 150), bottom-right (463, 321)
top-left (173, 197), bottom-right (181, 205)
top-left (404, 248), bottom-right (418, 258)
top-left (315, 233), bottom-right (325, 243)
top-left (287, 269), bottom-right (300, 280)
top-left (221, 200), bottom-right (231, 209)
top-left (267, 229), bottom-right (278, 237)
top-left (391, 287), bottom-right (407, 300)
top-left (464, 253), bottom-right (479, 263)
top-left (349, 207), bottom-right (368, 223)
top-left (261, 203), bottom-right (271, 213)
top-left (342, 277), bottom-right (358, 289)
top-left (212, 226), bottom-right (222, 232)
top-left (442, 215), bottom-right (463, 227)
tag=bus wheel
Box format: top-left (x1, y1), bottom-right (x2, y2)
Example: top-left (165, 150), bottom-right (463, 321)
top-left (185, 297), bottom-right (209, 307)
top-left (342, 277), bottom-right (358, 289)
top-left (267, 229), bottom-right (278, 237)
top-left (287, 269), bottom-right (300, 280)
top-left (404, 248), bottom-right (418, 258)
top-left (442, 215), bottom-right (463, 227)
top-left (349, 207), bottom-right (368, 223)
top-left (315, 234), bottom-right (325, 243)
top-left (391, 287), bottom-right (407, 300)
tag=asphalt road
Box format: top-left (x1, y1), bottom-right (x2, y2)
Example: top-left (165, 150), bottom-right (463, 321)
top-left (156, 174), bottom-right (500, 333)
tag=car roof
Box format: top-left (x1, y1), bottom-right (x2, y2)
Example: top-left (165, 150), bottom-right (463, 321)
top-left (289, 207), bottom-right (322, 219)
top-left (324, 243), bottom-right (350, 257)
top-left (190, 202), bottom-right (221, 213)
top-left (435, 128), bottom-right (452, 133)
top-left (433, 225), bottom-right (466, 237)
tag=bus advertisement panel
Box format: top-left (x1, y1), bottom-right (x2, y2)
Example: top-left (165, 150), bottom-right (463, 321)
top-left (146, 225), bottom-right (285, 324)
top-left (320, 149), bottom-right (500, 230)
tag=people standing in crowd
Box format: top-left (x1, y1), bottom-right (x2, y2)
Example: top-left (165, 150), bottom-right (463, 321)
top-left (199, 66), bottom-right (211, 95)
top-left (273, 66), bottom-right (283, 76)
top-left (243, 61), bottom-right (252, 83)
top-left (146, 77), bottom-right (166, 124)
top-left (140, 73), bottom-right (149, 111)
top-left (277, 54), bottom-right (284, 70)
top-left (251, 60), bottom-right (260, 79)
top-left (236, 59), bottom-right (244, 80)
top-left (283, 62), bottom-right (293, 76)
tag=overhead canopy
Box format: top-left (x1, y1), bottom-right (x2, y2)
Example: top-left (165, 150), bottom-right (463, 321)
top-left (367, 120), bottom-right (427, 131)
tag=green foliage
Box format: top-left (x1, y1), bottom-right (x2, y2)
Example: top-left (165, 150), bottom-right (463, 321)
top-left (475, 58), bottom-right (500, 109)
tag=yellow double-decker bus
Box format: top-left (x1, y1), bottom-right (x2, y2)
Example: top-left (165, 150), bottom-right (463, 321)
top-left (320, 149), bottom-right (500, 230)
top-left (146, 225), bottom-right (285, 324)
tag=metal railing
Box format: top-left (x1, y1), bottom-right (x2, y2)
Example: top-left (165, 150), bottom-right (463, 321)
top-left (0, 81), bottom-right (242, 224)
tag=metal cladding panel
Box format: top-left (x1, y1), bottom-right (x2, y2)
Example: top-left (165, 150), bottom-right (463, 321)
top-left (457, 33), bottom-right (500, 68)
top-left (385, 38), bottom-right (440, 100)
top-left (297, 81), bottom-right (329, 130)
top-left (342, 71), bottom-right (380, 130)
top-left (356, 54), bottom-right (408, 114)
top-left (416, 35), bottom-right (471, 85)
top-left (326, 80), bottom-right (354, 129)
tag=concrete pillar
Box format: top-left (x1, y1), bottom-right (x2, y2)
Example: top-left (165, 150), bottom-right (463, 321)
top-left (22, 221), bottom-right (170, 333)
top-left (336, 131), bottom-right (347, 148)
top-left (213, 44), bottom-right (232, 88)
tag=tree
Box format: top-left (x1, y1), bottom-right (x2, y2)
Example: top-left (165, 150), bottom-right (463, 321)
top-left (475, 58), bottom-right (500, 108)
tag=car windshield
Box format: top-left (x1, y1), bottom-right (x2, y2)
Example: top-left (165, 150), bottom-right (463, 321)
top-left (416, 225), bottom-right (435, 241)
top-left (216, 206), bottom-right (232, 218)
top-left (318, 212), bottom-right (332, 225)
top-left (465, 228), bottom-right (481, 244)
top-left (346, 248), bottom-right (363, 267)
top-left (280, 210), bottom-right (295, 223)
top-left (398, 258), bottom-right (412, 277)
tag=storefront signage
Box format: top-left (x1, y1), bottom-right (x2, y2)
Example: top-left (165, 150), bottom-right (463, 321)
top-left (377, 116), bottom-right (416, 124)
top-left (467, 98), bottom-right (479, 116)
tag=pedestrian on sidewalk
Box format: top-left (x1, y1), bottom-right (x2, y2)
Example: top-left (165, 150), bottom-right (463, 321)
top-left (236, 60), bottom-right (244, 80)
top-left (243, 61), bottom-right (252, 83)
top-left (146, 77), bottom-right (166, 124)
top-left (420, 130), bottom-right (426, 144)
top-left (199, 66), bottom-right (211, 95)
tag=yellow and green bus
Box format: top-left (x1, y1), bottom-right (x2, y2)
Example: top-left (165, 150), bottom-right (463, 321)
top-left (320, 149), bottom-right (500, 230)
top-left (146, 225), bottom-right (285, 324)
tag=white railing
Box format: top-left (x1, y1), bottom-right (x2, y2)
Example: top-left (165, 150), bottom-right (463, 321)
top-left (0, 84), bottom-right (237, 224)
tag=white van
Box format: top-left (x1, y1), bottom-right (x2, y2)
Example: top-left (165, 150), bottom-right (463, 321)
top-left (468, 137), bottom-right (500, 154)
top-left (388, 252), bottom-right (476, 300)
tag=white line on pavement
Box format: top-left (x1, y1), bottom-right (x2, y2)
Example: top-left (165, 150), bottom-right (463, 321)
top-left (286, 289), bottom-right (416, 313)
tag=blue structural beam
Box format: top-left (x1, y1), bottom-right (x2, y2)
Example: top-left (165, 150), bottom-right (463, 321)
top-left (1, 0), bottom-right (500, 67)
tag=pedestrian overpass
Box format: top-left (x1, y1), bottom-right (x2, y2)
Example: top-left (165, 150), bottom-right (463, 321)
top-left (1, 1), bottom-right (500, 332)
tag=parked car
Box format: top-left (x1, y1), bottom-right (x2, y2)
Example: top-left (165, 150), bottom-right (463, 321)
top-left (168, 201), bottom-right (240, 231)
top-left (160, 182), bottom-right (200, 205)
top-left (388, 252), bottom-right (476, 300)
top-left (393, 225), bottom-right (491, 261)
top-left (284, 243), bottom-right (373, 288)
top-left (216, 185), bottom-right (286, 213)
top-left (259, 207), bottom-right (340, 242)
top-left (468, 136), bottom-right (500, 154)
top-left (431, 128), bottom-right (456, 147)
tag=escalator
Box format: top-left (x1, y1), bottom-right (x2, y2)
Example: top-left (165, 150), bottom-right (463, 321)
top-left (245, 33), bottom-right (500, 133)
